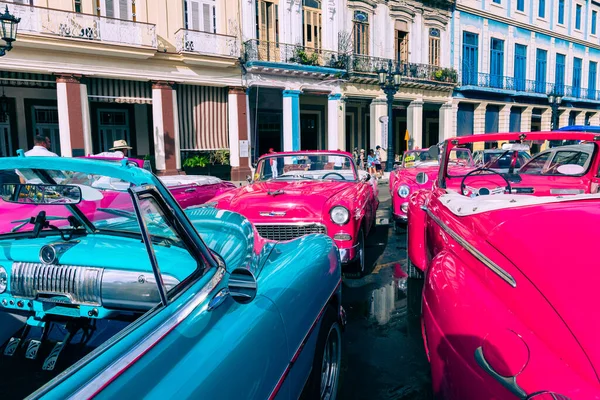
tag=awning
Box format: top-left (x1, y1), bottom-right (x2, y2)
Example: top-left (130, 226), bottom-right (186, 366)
top-left (0, 71), bottom-right (55, 88)
top-left (86, 77), bottom-right (152, 104)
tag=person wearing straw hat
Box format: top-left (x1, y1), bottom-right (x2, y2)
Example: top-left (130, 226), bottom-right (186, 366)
top-left (109, 139), bottom-right (132, 157)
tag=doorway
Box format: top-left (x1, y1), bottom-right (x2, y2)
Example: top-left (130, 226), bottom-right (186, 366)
top-left (0, 113), bottom-right (12, 157)
top-left (96, 109), bottom-right (131, 153)
top-left (32, 106), bottom-right (61, 155)
top-left (300, 113), bottom-right (320, 150)
top-left (257, 112), bottom-right (282, 156)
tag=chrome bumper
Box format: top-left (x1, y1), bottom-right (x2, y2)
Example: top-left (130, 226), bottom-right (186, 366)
top-left (338, 241), bottom-right (360, 264)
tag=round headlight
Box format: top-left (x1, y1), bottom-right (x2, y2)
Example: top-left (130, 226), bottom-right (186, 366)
top-left (330, 206), bottom-right (350, 225)
top-left (398, 185), bottom-right (410, 198)
top-left (0, 267), bottom-right (7, 294)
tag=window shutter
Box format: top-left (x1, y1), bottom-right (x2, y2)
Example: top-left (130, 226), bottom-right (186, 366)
top-left (192, 2), bottom-right (200, 31)
top-left (106, 0), bottom-right (115, 18)
top-left (119, 0), bottom-right (129, 19)
top-left (203, 3), bottom-right (211, 32)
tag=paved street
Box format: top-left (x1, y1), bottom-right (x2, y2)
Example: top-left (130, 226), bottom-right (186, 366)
top-left (339, 182), bottom-right (432, 400)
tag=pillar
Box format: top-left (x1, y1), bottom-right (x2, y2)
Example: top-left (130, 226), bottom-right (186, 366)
top-left (369, 97), bottom-right (387, 150)
top-left (589, 112), bottom-right (600, 126)
top-left (473, 102), bottom-right (487, 134)
top-left (152, 81), bottom-right (181, 175)
top-left (541, 107), bottom-right (552, 131)
top-left (56, 74), bottom-right (92, 157)
top-left (439, 101), bottom-right (456, 141)
top-left (558, 108), bottom-right (570, 128)
top-left (327, 93), bottom-right (345, 150)
top-left (520, 106), bottom-right (533, 132)
top-left (498, 105), bottom-right (511, 133)
top-left (575, 110), bottom-right (586, 125)
top-left (228, 87), bottom-right (253, 181)
top-left (407, 100), bottom-right (423, 149)
top-left (282, 90), bottom-right (301, 151)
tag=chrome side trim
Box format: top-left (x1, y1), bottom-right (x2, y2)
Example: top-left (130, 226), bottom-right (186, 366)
top-left (425, 209), bottom-right (517, 288)
top-left (67, 267), bottom-right (226, 399)
top-left (101, 271), bottom-right (180, 311)
top-left (474, 347), bottom-right (526, 399)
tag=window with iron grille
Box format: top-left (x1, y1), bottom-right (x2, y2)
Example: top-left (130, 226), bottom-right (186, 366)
top-left (353, 11), bottom-right (369, 55)
top-left (429, 28), bottom-right (440, 66)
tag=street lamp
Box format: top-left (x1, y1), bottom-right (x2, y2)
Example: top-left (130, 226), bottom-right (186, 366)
top-left (0, 6), bottom-right (20, 57)
top-left (377, 59), bottom-right (401, 172)
top-left (548, 93), bottom-right (562, 130)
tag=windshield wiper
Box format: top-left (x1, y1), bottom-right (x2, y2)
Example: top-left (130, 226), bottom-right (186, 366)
top-left (11, 215), bottom-right (68, 233)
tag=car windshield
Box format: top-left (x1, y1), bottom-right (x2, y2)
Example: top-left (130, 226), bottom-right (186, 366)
top-left (256, 153), bottom-right (358, 181)
top-left (0, 168), bottom-right (183, 247)
top-left (478, 151), bottom-right (531, 169)
top-left (403, 148), bottom-right (473, 168)
top-left (520, 144), bottom-right (594, 175)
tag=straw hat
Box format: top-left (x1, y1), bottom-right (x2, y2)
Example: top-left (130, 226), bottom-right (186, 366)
top-left (110, 139), bottom-right (132, 151)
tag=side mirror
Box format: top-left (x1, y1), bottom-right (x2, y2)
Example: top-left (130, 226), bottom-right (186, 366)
top-left (428, 145), bottom-right (440, 159)
top-left (1, 183), bottom-right (82, 204)
top-left (246, 175), bottom-right (252, 183)
top-left (362, 173), bottom-right (371, 182)
top-left (228, 268), bottom-right (257, 304)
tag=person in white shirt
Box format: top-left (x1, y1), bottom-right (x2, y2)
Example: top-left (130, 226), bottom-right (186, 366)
top-left (25, 135), bottom-right (58, 157)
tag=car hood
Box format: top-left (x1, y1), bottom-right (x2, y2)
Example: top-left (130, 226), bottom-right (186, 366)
top-left (395, 166), bottom-right (440, 185)
top-left (215, 180), bottom-right (353, 220)
top-left (482, 201), bottom-right (600, 373)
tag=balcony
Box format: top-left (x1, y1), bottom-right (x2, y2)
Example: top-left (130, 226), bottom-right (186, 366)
top-left (3, 2), bottom-right (157, 48)
top-left (348, 54), bottom-right (458, 88)
top-left (243, 40), bottom-right (348, 77)
top-left (459, 72), bottom-right (600, 102)
top-left (175, 29), bottom-right (239, 59)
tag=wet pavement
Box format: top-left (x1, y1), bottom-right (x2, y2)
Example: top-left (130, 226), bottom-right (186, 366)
top-left (339, 183), bottom-right (432, 400)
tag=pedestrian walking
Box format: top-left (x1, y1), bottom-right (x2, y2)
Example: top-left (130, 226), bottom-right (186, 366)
top-left (352, 147), bottom-right (359, 166)
top-left (374, 146), bottom-right (383, 179)
top-left (25, 135), bottom-right (58, 157)
top-left (377, 145), bottom-right (388, 174)
top-left (359, 149), bottom-right (366, 170)
top-left (268, 148), bottom-right (278, 178)
top-left (367, 149), bottom-right (377, 176)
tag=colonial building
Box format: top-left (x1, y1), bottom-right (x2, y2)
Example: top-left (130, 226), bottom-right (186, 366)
top-left (452, 0), bottom-right (600, 144)
top-left (239, 0), bottom-right (458, 160)
top-left (0, 0), bottom-right (245, 176)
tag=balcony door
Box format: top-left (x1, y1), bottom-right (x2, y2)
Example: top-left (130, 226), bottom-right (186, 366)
top-left (395, 29), bottom-right (409, 65)
top-left (302, 0), bottom-right (321, 50)
top-left (489, 38), bottom-right (504, 88)
top-left (100, 0), bottom-right (133, 20)
top-left (185, 0), bottom-right (216, 33)
top-left (572, 57), bottom-right (582, 98)
top-left (535, 49), bottom-right (547, 93)
top-left (555, 53), bottom-right (566, 96)
top-left (256, 0), bottom-right (279, 61)
top-left (514, 44), bottom-right (527, 91)
top-left (462, 32), bottom-right (479, 85)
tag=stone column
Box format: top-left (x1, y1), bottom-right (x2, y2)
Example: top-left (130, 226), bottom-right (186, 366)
top-left (439, 102), bottom-right (456, 141)
top-left (589, 112), bottom-right (600, 126)
top-left (56, 74), bottom-right (92, 157)
top-left (228, 87), bottom-right (252, 181)
top-left (575, 110), bottom-right (586, 125)
top-left (369, 97), bottom-right (387, 150)
top-left (498, 105), bottom-right (511, 132)
top-left (282, 90), bottom-right (301, 151)
top-left (541, 107), bottom-right (552, 131)
top-left (520, 106), bottom-right (533, 132)
top-left (407, 100), bottom-right (424, 149)
top-left (473, 102), bottom-right (487, 134)
top-left (152, 81), bottom-right (181, 175)
top-left (558, 109), bottom-right (570, 128)
top-left (327, 93), bottom-right (345, 150)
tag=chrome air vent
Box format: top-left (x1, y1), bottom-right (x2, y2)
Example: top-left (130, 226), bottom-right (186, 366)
top-left (255, 223), bottom-right (327, 241)
top-left (11, 262), bottom-right (102, 306)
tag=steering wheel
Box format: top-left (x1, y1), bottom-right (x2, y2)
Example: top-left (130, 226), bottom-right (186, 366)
top-left (460, 168), bottom-right (512, 196)
top-left (322, 172), bottom-right (346, 180)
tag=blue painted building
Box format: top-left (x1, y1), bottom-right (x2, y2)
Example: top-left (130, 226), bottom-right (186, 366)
top-left (452, 0), bottom-right (600, 137)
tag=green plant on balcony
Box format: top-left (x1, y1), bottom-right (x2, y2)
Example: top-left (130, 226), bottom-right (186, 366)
top-left (210, 149), bottom-right (230, 166)
top-left (294, 48), bottom-right (320, 66)
top-left (433, 68), bottom-right (458, 83)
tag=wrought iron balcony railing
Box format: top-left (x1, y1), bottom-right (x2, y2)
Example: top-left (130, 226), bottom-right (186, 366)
top-left (175, 29), bottom-right (239, 58)
top-left (349, 54), bottom-right (458, 84)
top-left (2, 1), bottom-right (157, 48)
top-left (243, 40), bottom-right (349, 70)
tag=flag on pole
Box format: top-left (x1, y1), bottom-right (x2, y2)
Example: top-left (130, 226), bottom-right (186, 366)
top-left (404, 129), bottom-right (409, 141)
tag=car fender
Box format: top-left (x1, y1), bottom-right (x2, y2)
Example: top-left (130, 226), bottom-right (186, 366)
top-left (407, 189), bottom-right (431, 272)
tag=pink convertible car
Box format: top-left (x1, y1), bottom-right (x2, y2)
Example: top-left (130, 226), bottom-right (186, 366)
top-left (209, 151), bottom-right (379, 275)
top-left (389, 147), bottom-right (473, 228)
top-left (408, 132), bottom-right (600, 399)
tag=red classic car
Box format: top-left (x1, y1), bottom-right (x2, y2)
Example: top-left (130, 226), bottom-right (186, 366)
top-left (83, 155), bottom-right (237, 208)
top-left (407, 132), bottom-right (600, 399)
top-left (389, 147), bottom-right (473, 227)
top-left (209, 151), bottom-right (379, 274)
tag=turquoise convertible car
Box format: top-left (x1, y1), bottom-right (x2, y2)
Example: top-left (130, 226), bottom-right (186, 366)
top-left (0, 155), bottom-right (344, 399)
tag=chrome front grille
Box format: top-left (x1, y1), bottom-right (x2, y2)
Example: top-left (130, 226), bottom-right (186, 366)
top-left (255, 224), bottom-right (327, 241)
top-left (11, 262), bottom-right (103, 306)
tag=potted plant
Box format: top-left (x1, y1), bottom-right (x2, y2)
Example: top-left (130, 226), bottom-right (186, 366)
top-left (182, 154), bottom-right (211, 175)
top-left (208, 149), bottom-right (231, 180)
top-left (182, 150), bottom-right (231, 180)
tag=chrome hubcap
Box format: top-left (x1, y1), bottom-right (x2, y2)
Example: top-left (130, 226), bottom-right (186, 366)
top-left (320, 323), bottom-right (341, 400)
top-left (358, 231), bottom-right (365, 271)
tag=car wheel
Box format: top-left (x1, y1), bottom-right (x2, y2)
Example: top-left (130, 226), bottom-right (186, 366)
top-left (302, 306), bottom-right (341, 400)
top-left (356, 228), bottom-right (365, 273)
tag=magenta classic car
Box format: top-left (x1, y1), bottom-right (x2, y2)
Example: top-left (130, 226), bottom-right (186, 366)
top-left (389, 148), bottom-right (473, 227)
top-left (209, 151), bottom-right (379, 275)
top-left (407, 133), bottom-right (600, 399)
top-left (83, 155), bottom-right (237, 208)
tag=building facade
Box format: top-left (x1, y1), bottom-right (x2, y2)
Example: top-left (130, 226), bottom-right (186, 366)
top-left (452, 0), bottom-right (600, 145)
top-left (0, 0), bottom-right (246, 176)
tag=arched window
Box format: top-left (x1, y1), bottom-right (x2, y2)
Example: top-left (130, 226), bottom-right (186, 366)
top-left (429, 28), bottom-right (440, 66)
top-left (353, 11), bottom-right (369, 55)
top-left (303, 0), bottom-right (322, 49)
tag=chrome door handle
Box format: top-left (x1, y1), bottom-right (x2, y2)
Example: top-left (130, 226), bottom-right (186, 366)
top-left (184, 188), bottom-right (196, 193)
